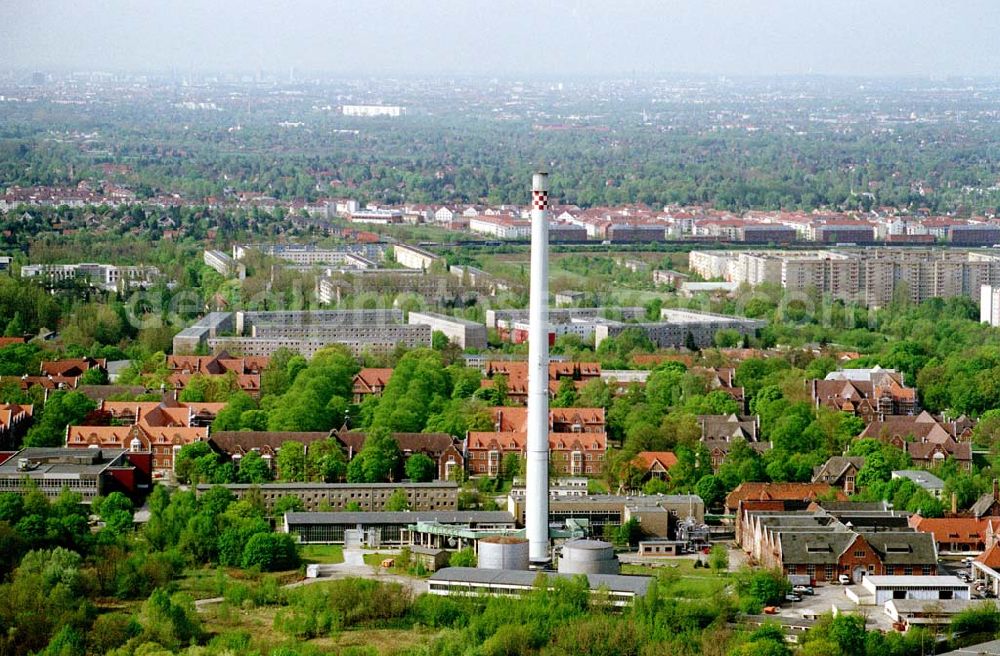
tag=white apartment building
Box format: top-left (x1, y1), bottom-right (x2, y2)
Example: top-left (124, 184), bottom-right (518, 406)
top-left (21, 263), bottom-right (159, 291)
top-left (408, 311), bottom-right (488, 349)
top-left (982, 285), bottom-right (1000, 327)
top-left (468, 216), bottom-right (531, 239)
top-left (341, 105), bottom-right (405, 117)
top-left (690, 249), bottom-right (1000, 308)
top-left (203, 250), bottom-right (246, 279)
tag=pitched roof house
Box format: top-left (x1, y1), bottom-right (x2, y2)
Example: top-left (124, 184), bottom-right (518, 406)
top-left (634, 451), bottom-right (678, 481)
top-left (352, 368), bottom-right (393, 403)
top-left (166, 352), bottom-right (268, 398)
top-left (810, 367), bottom-right (917, 421)
top-left (698, 414), bottom-right (769, 470)
top-left (812, 456), bottom-right (866, 494)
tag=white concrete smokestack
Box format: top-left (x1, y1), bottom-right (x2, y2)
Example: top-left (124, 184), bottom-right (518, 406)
top-left (526, 171), bottom-right (550, 565)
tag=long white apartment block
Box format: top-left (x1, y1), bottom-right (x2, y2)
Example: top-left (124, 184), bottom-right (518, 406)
top-left (690, 248), bottom-right (1000, 307)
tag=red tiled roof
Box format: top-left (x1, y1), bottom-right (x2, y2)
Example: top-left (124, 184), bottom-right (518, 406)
top-left (726, 482), bottom-right (848, 510)
top-left (634, 451), bottom-right (678, 471)
top-left (977, 543), bottom-right (1000, 569)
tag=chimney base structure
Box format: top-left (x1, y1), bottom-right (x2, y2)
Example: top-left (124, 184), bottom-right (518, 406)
top-left (526, 172), bottom-right (551, 566)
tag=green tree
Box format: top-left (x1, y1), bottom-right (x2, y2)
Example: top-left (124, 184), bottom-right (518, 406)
top-left (552, 376), bottom-right (579, 408)
top-left (137, 588), bottom-right (202, 650)
top-left (346, 428), bottom-right (402, 483)
top-left (449, 547), bottom-right (477, 567)
top-left (211, 391), bottom-right (256, 431)
top-left (404, 453), bottom-right (437, 482)
top-left (237, 450), bottom-right (273, 484)
top-left (305, 438), bottom-right (347, 482)
top-left (385, 488), bottom-right (410, 511)
top-left (276, 441), bottom-right (306, 482)
top-left (273, 495), bottom-right (305, 515)
top-left (24, 391), bottom-right (96, 447)
top-left (241, 533), bottom-right (299, 571)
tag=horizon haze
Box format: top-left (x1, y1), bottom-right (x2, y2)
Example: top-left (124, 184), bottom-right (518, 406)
top-left (3, 0), bottom-right (1000, 78)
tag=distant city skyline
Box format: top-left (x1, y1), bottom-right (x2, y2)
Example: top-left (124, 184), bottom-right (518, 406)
top-left (3, 0), bottom-right (1000, 78)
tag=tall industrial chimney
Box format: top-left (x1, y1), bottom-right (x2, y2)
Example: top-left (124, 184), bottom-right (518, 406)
top-left (526, 172), bottom-right (551, 565)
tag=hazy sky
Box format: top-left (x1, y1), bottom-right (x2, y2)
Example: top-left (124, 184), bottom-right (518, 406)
top-left (3, 0), bottom-right (999, 77)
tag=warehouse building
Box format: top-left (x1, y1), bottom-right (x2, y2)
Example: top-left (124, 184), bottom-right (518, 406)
top-left (283, 510), bottom-right (516, 545)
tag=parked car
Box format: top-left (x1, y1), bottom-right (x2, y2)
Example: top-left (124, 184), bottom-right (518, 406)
top-left (838, 574), bottom-right (851, 585)
top-left (763, 606), bottom-right (780, 615)
top-left (792, 585), bottom-right (815, 595)
top-left (785, 593), bottom-right (802, 603)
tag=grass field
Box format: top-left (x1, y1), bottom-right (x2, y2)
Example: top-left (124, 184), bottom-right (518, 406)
top-left (621, 559), bottom-right (731, 598)
top-left (176, 567), bottom-right (302, 600)
top-left (300, 544), bottom-right (345, 565)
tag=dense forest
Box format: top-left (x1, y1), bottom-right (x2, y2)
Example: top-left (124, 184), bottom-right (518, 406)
top-left (4, 77), bottom-right (1000, 213)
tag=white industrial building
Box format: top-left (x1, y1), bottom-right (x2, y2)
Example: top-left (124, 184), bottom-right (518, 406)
top-left (851, 576), bottom-right (970, 606)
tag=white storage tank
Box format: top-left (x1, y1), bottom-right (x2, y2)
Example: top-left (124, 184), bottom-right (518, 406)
top-left (478, 536), bottom-right (530, 571)
top-left (558, 539), bottom-right (620, 575)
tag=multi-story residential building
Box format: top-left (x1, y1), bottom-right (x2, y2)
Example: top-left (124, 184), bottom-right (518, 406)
top-left (466, 427), bottom-right (607, 477)
top-left (174, 310), bottom-right (431, 358)
top-left (233, 243), bottom-right (384, 265)
top-left (468, 215), bottom-right (531, 239)
top-left (203, 250), bottom-right (245, 279)
top-left (21, 263), bottom-right (160, 291)
top-left (486, 307), bottom-right (646, 331)
top-left (393, 243), bottom-right (441, 270)
top-left (982, 285), bottom-right (1000, 327)
top-left (166, 352), bottom-right (268, 398)
top-left (691, 249), bottom-right (1000, 308)
top-left (408, 311), bottom-right (488, 349)
top-left (592, 310), bottom-right (765, 350)
top-left (480, 361), bottom-right (603, 404)
top-left (172, 312), bottom-right (235, 355)
top-left (66, 398), bottom-right (224, 472)
top-left (341, 105), bottom-right (405, 117)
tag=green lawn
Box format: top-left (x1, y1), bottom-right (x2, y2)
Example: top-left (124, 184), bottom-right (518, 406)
top-left (174, 567), bottom-right (299, 600)
top-left (621, 559), bottom-right (731, 598)
top-left (363, 552), bottom-right (395, 567)
top-left (300, 544), bottom-right (345, 565)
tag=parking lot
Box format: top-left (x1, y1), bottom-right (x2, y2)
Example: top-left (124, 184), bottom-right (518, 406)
top-left (775, 581), bottom-right (896, 631)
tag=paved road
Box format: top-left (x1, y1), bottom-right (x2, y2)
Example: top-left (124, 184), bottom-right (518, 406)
top-left (194, 549), bottom-right (427, 611)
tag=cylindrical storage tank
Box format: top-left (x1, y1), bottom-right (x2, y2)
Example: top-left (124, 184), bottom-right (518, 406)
top-left (558, 539), bottom-right (620, 575)
top-left (478, 536), bottom-right (530, 571)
